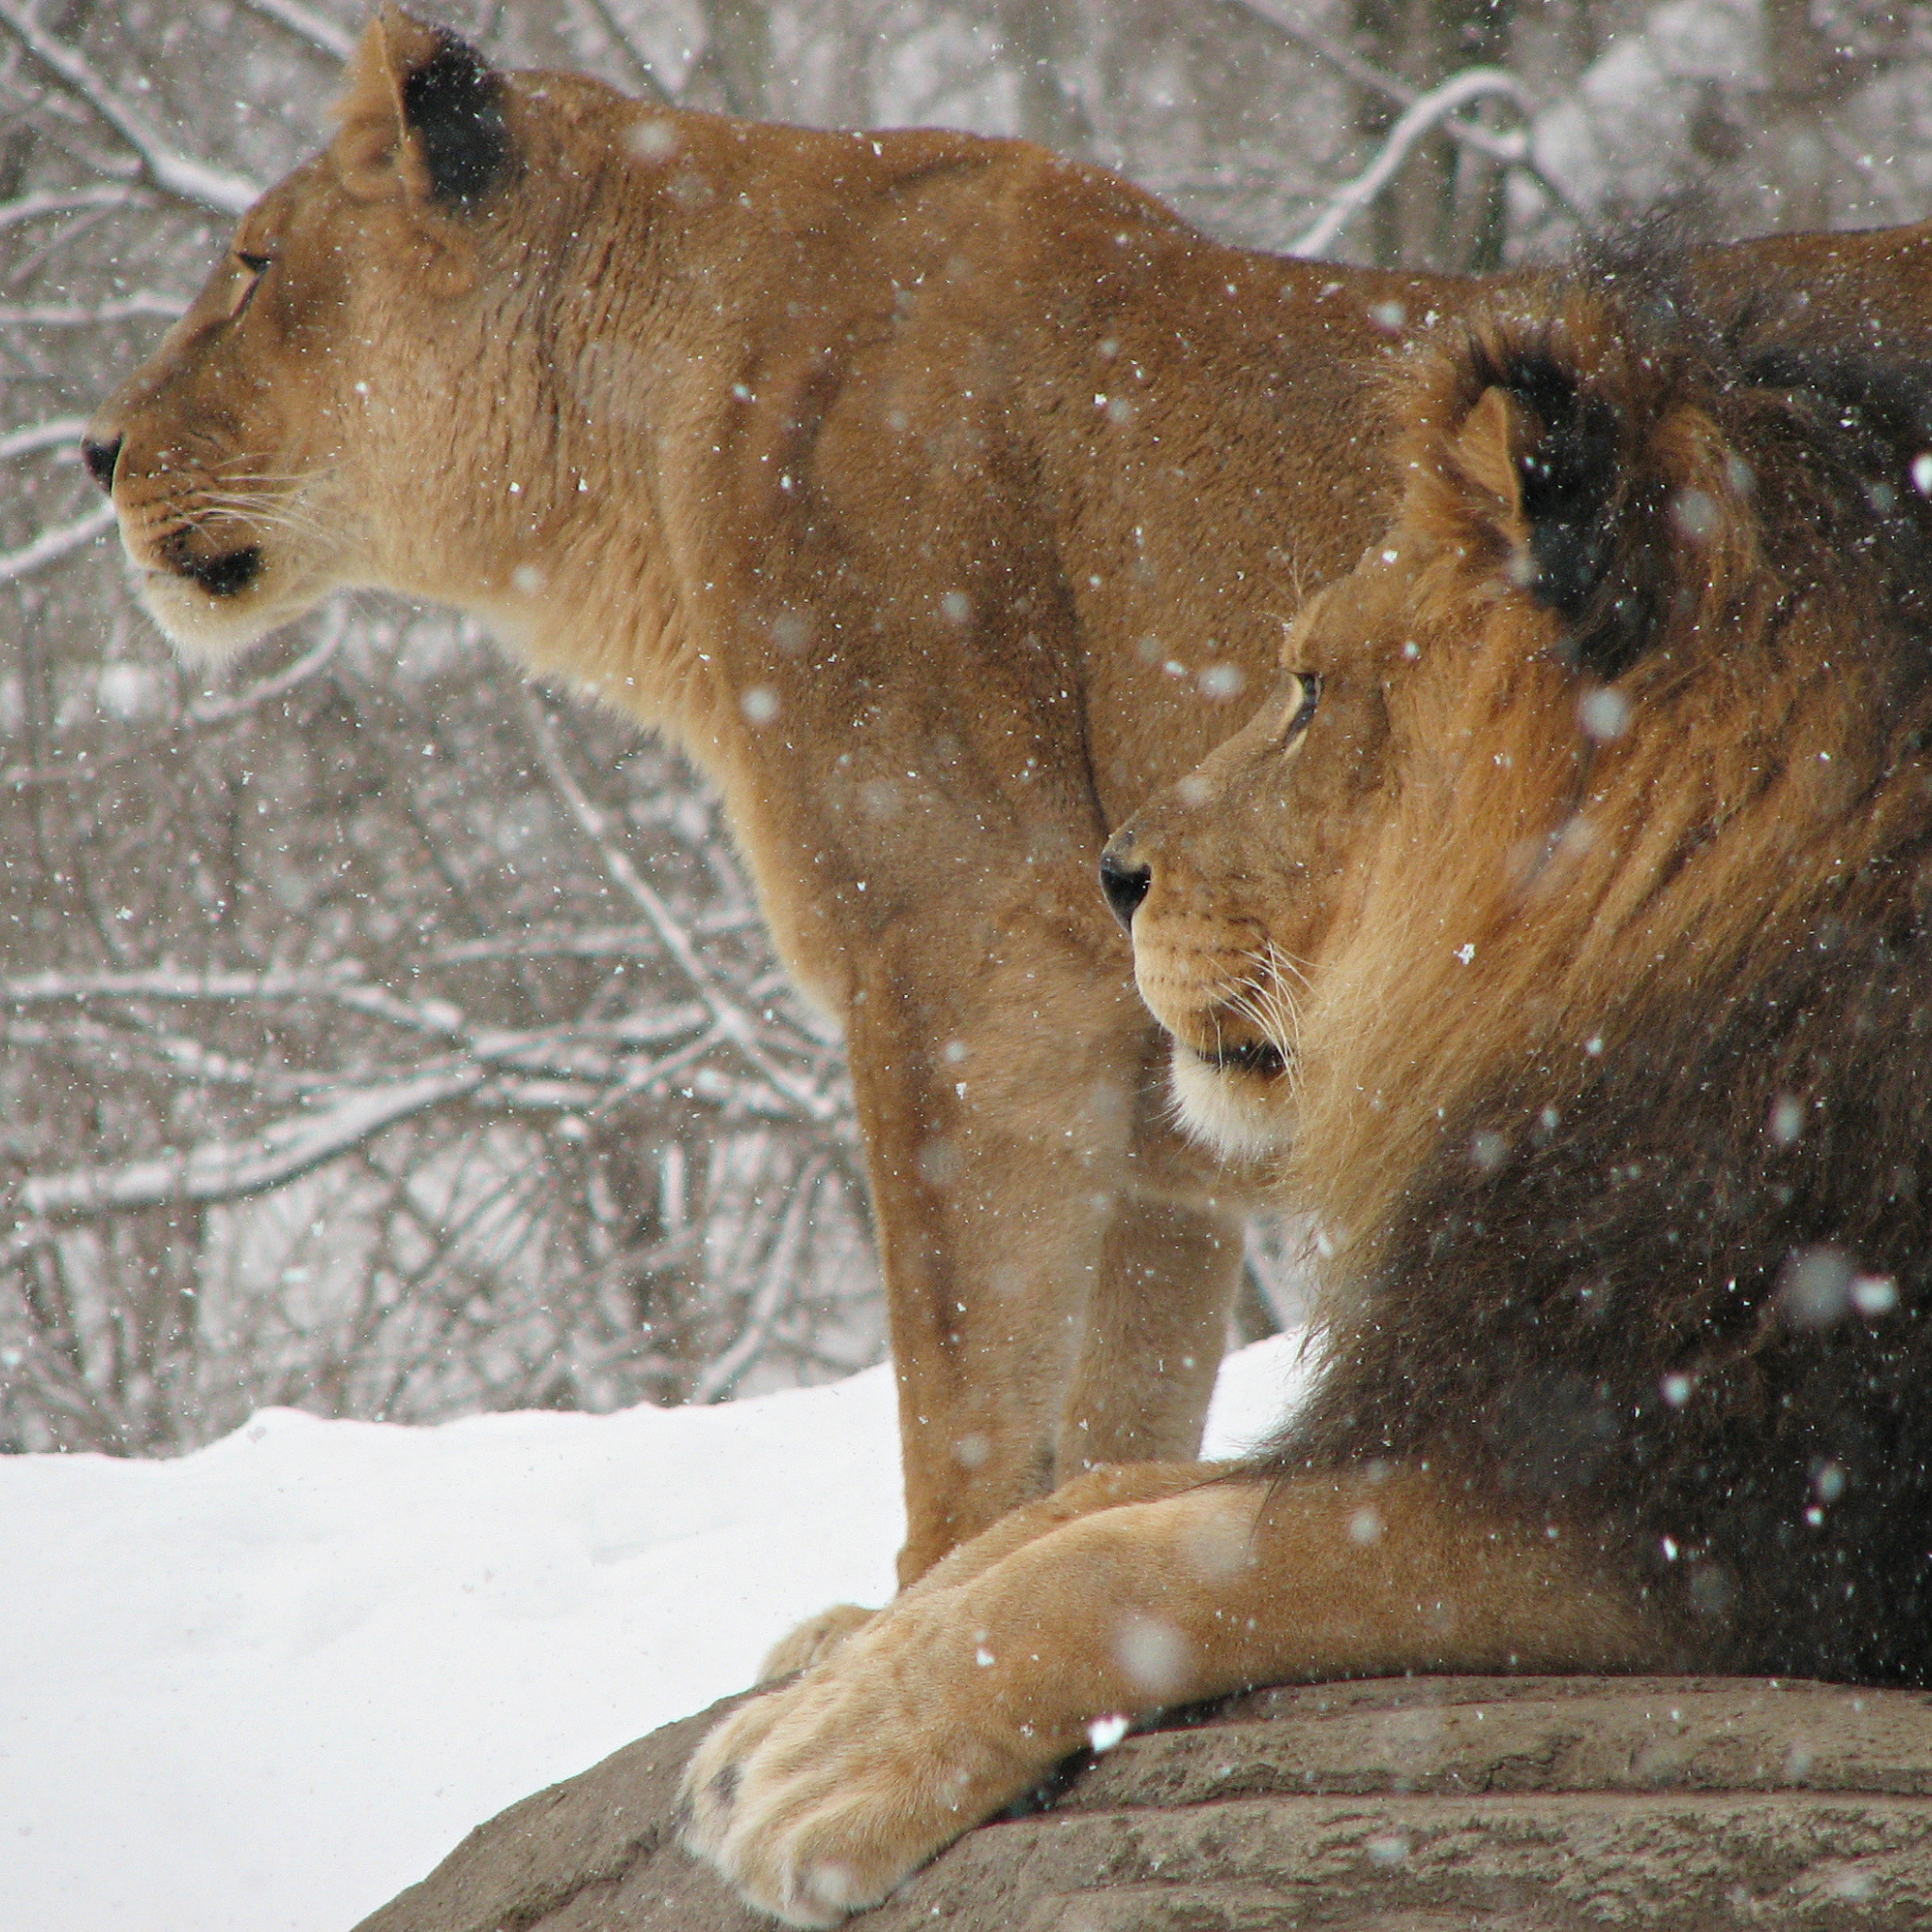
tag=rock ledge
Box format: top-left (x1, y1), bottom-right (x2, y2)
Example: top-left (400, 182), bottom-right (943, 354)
top-left (355, 1674), bottom-right (1932, 1930)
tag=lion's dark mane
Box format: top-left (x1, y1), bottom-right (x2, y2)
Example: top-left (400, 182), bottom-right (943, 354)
top-left (1265, 286), bottom-right (1932, 1686)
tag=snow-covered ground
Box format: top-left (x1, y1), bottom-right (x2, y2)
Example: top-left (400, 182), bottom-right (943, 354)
top-left (0, 1330), bottom-right (1312, 1932)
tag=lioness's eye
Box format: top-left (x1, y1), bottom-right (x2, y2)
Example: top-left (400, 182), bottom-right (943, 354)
top-left (1285, 672), bottom-right (1321, 738)
top-left (229, 251), bottom-right (271, 318)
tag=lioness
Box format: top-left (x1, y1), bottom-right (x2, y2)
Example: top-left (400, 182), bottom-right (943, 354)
top-left (84, 7), bottom-right (1932, 1587)
top-left (680, 277), bottom-right (1932, 1924)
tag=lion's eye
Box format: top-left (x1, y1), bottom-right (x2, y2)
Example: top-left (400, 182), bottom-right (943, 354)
top-left (235, 250), bottom-right (273, 275)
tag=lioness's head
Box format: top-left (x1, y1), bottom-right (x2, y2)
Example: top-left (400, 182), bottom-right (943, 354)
top-left (1108, 275), bottom-right (1932, 1174)
top-left (84, 8), bottom-right (623, 659)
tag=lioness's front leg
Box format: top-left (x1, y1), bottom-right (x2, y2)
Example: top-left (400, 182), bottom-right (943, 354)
top-left (681, 1467), bottom-right (1658, 1926)
top-left (843, 917), bottom-right (1206, 1582)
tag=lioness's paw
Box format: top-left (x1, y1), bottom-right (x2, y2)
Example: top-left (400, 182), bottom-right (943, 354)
top-left (757, 1601), bottom-right (878, 1682)
top-left (679, 1602), bottom-right (1059, 1925)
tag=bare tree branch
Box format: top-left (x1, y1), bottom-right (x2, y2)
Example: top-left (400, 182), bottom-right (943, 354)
top-left (5, 962), bottom-right (403, 1006)
top-left (5, 962), bottom-right (461, 1039)
top-left (581, 0), bottom-right (676, 103)
top-left (0, 292), bottom-right (187, 325)
top-left (0, 0), bottom-right (260, 213)
top-left (0, 500), bottom-right (113, 583)
top-left (13, 1064), bottom-right (488, 1226)
top-left (0, 183), bottom-right (150, 232)
top-left (515, 685), bottom-right (844, 1123)
top-left (184, 605), bottom-right (346, 724)
top-left (0, 413), bottom-right (86, 459)
top-left (238, 0), bottom-right (356, 61)
top-left (692, 1151), bottom-right (829, 1402)
top-left (1290, 68), bottom-right (1533, 258)
top-left (1230, 0), bottom-right (1528, 167)
top-left (1230, 5), bottom-right (1587, 240)
top-left (426, 915), bottom-right (760, 965)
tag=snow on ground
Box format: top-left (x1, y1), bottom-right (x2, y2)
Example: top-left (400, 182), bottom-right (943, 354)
top-left (0, 1329), bottom-right (1314, 1932)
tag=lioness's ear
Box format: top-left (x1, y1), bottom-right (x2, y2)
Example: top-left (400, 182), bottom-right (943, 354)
top-left (332, 7), bottom-right (513, 209)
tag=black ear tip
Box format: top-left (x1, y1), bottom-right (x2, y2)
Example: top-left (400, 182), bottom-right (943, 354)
top-left (403, 31), bottom-right (513, 208)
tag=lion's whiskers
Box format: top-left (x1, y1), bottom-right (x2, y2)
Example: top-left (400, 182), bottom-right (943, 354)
top-left (1232, 941), bottom-right (1304, 1056)
top-left (1261, 940), bottom-right (1314, 994)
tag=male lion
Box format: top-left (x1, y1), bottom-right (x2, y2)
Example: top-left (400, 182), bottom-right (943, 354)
top-left (84, 7), bottom-right (1932, 1590)
top-left (680, 277), bottom-right (1932, 1924)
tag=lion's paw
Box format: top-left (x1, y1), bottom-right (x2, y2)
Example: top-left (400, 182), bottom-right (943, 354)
top-left (679, 1601), bottom-right (1058, 1925)
top-left (757, 1601), bottom-right (878, 1683)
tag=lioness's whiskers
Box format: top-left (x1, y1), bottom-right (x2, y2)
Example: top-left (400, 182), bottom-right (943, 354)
top-left (192, 491), bottom-right (332, 544)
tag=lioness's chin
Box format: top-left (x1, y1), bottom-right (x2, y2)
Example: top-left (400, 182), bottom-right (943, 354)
top-left (136, 567), bottom-right (320, 663)
top-left (1170, 1042), bottom-right (1295, 1161)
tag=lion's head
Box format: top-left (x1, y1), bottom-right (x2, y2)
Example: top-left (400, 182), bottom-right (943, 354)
top-left (82, 8), bottom-right (625, 660)
top-left (1108, 275), bottom-right (1932, 1246)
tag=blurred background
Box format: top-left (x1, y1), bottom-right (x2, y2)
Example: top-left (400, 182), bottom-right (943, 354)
top-left (4, 0), bottom-right (1929, 1454)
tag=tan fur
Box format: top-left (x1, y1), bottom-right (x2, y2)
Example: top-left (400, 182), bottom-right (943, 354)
top-left (680, 279), bottom-right (1932, 1922)
top-left (85, 9), bottom-right (1932, 1588)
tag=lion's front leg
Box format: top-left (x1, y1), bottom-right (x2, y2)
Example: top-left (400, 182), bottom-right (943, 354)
top-left (751, 1459), bottom-right (1208, 1683)
top-left (680, 1467), bottom-right (1661, 1925)
top-left (680, 1478), bottom-right (1263, 1926)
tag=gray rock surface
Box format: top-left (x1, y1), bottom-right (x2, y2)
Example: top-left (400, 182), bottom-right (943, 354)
top-left (354, 1674), bottom-right (1932, 1930)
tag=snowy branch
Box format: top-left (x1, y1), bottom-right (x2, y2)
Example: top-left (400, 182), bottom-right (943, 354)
top-left (0, 183), bottom-right (150, 233)
top-left (0, 415), bottom-right (87, 460)
top-left (0, 501), bottom-right (113, 583)
top-left (185, 606), bottom-right (347, 724)
top-left (2, 1004), bottom-right (735, 1242)
top-left (1289, 67), bottom-right (1534, 258)
top-left (516, 687), bottom-right (844, 1123)
top-left (0, 0), bottom-right (260, 214)
top-left (691, 1153), bottom-right (829, 1402)
top-left (4, 961), bottom-right (405, 1007)
top-left (428, 916), bottom-right (760, 965)
top-left (12, 1065), bottom-right (488, 1225)
top-left (2, 965), bottom-right (681, 1054)
top-left (0, 964), bottom-right (698, 1024)
top-left (0, 293), bottom-right (188, 326)
top-left (580, 0), bottom-right (676, 103)
top-left (1233, 1), bottom-right (1530, 169)
top-left (238, 0), bottom-right (356, 60)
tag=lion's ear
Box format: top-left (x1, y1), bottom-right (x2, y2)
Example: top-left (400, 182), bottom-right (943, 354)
top-left (1453, 385), bottom-right (1528, 520)
top-left (1452, 351), bottom-right (1650, 677)
top-left (331, 7), bottom-right (513, 209)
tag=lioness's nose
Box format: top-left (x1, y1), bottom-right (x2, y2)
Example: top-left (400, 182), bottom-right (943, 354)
top-left (81, 435), bottom-right (123, 495)
top-left (1099, 834), bottom-right (1152, 931)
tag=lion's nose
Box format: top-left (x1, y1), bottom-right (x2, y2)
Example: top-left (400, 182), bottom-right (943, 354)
top-left (1099, 835), bottom-right (1152, 931)
top-left (81, 436), bottom-right (123, 495)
